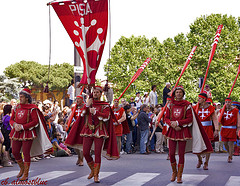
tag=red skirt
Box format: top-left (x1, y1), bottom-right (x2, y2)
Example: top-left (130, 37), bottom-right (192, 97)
top-left (10, 128), bottom-right (37, 141)
top-left (165, 127), bottom-right (192, 141)
top-left (114, 124), bottom-right (123, 136)
top-left (221, 128), bottom-right (237, 142)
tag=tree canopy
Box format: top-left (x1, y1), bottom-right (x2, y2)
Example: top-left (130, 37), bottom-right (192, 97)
top-left (104, 14), bottom-right (240, 103)
top-left (0, 75), bottom-right (21, 102)
top-left (4, 61), bottom-right (74, 91)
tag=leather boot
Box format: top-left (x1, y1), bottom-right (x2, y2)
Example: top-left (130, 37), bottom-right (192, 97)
top-left (16, 160), bottom-right (24, 178)
top-left (177, 164), bottom-right (184, 184)
top-left (94, 163), bottom-right (100, 183)
top-left (203, 162), bottom-right (208, 170)
top-left (20, 162), bottom-right (30, 181)
top-left (87, 161), bottom-right (94, 179)
top-left (170, 162), bottom-right (177, 182)
top-left (196, 160), bottom-right (202, 168)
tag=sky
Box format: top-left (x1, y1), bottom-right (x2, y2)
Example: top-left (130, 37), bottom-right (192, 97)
top-left (0, 0), bottom-right (240, 81)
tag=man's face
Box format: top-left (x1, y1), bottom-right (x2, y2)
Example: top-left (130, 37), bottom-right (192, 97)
top-left (216, 104), bottom-right (221, 109)
top-left (130, 97), bottom-right (134, 102)
top-left (19, 94), bottom-right (28, 104)
top-left (93, 89), bottom-right (102, 100)
top-left (198, 97), bottom-right (206, 104)
top-left (114, 100), bottom-right (119, 107)
top-left (225, 101), bottom-right (232, 109)
top-left (76, 97), bottom-right (83, 105)
top-left (175, 90), bottom-right (184, 99)
top-left (121, 99), bottom-right (126, 105)
top-left (11, 99), bottom-right (17, 106)
top-left (167, 84), bottom-right (171, 89)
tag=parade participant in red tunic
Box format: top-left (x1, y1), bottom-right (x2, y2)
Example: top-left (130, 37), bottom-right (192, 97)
top-left (165, 87), bottom-right (213, 184)
top-left (193, 93), bottom-right (219, 170)
top-left (219, 98), bottom-right (240, 163)
top-left (65, 86), bottom-right (119, 183)
top-left (9, 88), bottom-right (52, 181)
top-left (67, 95), bottom-right (85, 166)
top-left (112, 99), bottom-right (126, 154)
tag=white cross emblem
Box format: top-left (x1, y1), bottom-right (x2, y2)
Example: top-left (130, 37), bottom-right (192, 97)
top-left (199, 109), bottom-right (210, 119)
top-left (17, 110), bottom-right (25, 119)
top-left (224, 111), bottom-right (233, 120)
top-left (114, 112), bottom-right (120, 116)
top-left (174, 109), bottom-right (181, 117)
top-left (75, 109), bottom-right (81, 117)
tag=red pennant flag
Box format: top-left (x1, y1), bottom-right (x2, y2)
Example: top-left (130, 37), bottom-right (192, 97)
top-left (118, 58), bottom-right (151, 99)
top-left (50, 0), bottom-right (108, 85)
top-left (200, 25), bottom-right (223, 93)
top-left (195, 25), bottom-right (223, 112)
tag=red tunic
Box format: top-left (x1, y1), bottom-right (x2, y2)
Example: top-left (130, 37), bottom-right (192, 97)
top-left (80, 103), bottom-right (110, 138)
top-left (9, 104), bottom-right (39, 141)
top-left (193, 105), bottom-right (215, 141)
top-left (112, 107), bottom-right (124, 136)
top-left (165, 99), bottom-right (193, 141)
top-left (72, 104), bottom-right (85, 120)
top-left (220, 108), bottom-right (239, 141)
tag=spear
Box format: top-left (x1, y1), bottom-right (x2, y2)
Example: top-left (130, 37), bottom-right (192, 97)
top-left (195, 25), bottom-right (223, 112)
top-left (149, 46), bottom-right (197, 140)
top-left (118, 58), bottom-right (151, 99)
top-left (218, 63), bottom-right (240, 123)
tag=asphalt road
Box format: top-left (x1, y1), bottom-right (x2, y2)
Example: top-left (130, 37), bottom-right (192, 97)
top-left (1, 152), bottom-right (240, 186)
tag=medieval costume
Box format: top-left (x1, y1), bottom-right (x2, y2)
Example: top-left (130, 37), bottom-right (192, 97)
top-left (164, 87), bottom-right (212, 183)
top-left (193, 93), bottom-right (219, 170)
top-left (232, 101), bottom-right (240, 156)
top-left (9, 88), bottom-right (52, 181)
top-left (65, 86), bottom-right (119, 183)
top-left (112, 99), bottom-right (128, 154)
top-left (68, 95), bottom-right (85, 166)
top-left (219, 98), bottom-right (240, 163)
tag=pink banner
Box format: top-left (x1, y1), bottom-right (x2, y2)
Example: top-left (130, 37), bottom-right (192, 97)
top-left (50, 0), bottom-right (108, 85)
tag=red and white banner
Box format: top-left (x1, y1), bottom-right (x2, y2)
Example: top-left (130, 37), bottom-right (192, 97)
top-left (50, 0), bottom-right (108, 85)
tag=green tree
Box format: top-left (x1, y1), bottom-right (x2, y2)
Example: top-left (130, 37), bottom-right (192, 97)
top-left (0, 75), bottom-right (21, 102)
top-left (105, 14), bottom-right (240, 103)
top-left (4, 61), bottom-right (74, 91)
top-left (187, 14), bottom-right (240, 103)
